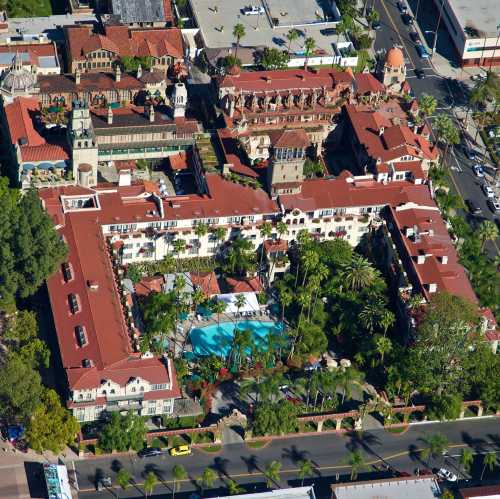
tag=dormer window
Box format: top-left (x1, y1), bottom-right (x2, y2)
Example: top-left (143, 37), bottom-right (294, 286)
top-left (62, 262), bottom-right (73, 282)
top-left (69, 293), bottom-right (79, 314)
top-left (75, 325), bottom-right (87, 347)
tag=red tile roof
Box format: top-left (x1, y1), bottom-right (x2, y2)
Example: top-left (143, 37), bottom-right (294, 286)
top-left (387, 205), bottom-right (477, 303)
top-left (135, 276), bottom-right (164, 296)
top-left (20, 144), bottom-right (70, 162)
top-left (354, 73), bottom-right (385, 95)
top-left (0, 43), bottom-right (57, 68)
top-left (226, 276), bottom-right (264, 293)
top-left (190, 272), bottom-right (221, 296)
top-left (269, 128), bottom-right (310, 148)
top-left (263, 239), bottom-right (288, 253)
top-left (168, 152), bottom-right (189, 171)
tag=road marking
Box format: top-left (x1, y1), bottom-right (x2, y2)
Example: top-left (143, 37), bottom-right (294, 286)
top-left (378, 0), bottom-right (416, 68)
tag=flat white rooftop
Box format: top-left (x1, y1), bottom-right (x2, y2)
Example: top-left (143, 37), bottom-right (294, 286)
top-left (215, 486), bottom-right (316, 499)
top-left (447, 0), bottom-right (500, 37)
top-left (331, 476), bottom-right (441, 499)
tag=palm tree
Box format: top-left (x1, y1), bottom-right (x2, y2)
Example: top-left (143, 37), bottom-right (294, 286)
top-left (300, 249), bottom-right (320, 287)
top-left (477, 220), bottom-right (499, 251)
top-left (191, 288), bottom-right (205, 314)
top-left (198, 467), bottom-right (217, 495)
top-left (459, 448), bottom-right (474, 476)
top-left (278, 287), bottom-right (293, 325)
top-left (235, 293), bottom-right (247, 322)
top-left (435, 190), bottom-right (462, 219)
top-left (172, 238), bottom-right (186, 271)
top-left (434, 115), bottom-right (460, 166)
top-left (421, 433), bottom-right (448, 463)
top-left (276, 221), bottom-right (288, 242)
top-left (259, 221), bottom-right (273, 278)
top-left (481, 451), bottom-right (498, 480)
top-left (226, 479), bottom-right (245, 495)
top-left (211, 299), bottom-right (227, 327)
top-left (297, 459), bottom-right (314, 486)
top-left (211, 226), bottom-right (227, 258)
top-left (304, 37), bottom-right (316, 69)
top-left (338, 366), bottom-right (363, 405)
top-left (286, 28), bottom-right (300, 53)
top-left (379, 310), bottom-right (395, 337)
top-left (171, 464), bottom-right (187, 499)
top-left (116, 468), bottom-right (131, 496)
top-left (359, 301), bottom-right (381, 334)
top-left (233, 23), bottom-right (246, 59)
top-left (418, 93), bottom-right (437, 118)
top-left (340, 254), bottom-right (378, 291)
top-left (336, 16), bottom-right (353, 47)
top-left (143, 471), bottom-right (158, 498)
top-left (193, 222), bottom-right (208, 267)
top-left (374, 335), bottom-right (392, 366)
top-left (264, 460), bottom-right (281, 489)
top-left (348, 450), bottom-right (366, 480)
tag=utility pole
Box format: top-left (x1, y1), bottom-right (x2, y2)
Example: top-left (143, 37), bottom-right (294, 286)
top-left (431, 0), bottom-right (445, 59)
top-left (488, 23), bottom-right (500, 71)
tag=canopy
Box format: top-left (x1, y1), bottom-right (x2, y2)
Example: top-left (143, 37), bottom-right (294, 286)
top-left (214, 292), bottom-right (259, 314)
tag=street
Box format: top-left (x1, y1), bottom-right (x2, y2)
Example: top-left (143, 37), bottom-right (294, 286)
top-left (372, 0), bottom-right (500, 256)
top-left (72, 417), bottom-right (500, 498)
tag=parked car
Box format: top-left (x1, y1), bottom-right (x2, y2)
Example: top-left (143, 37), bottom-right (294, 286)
top-left (437, 468), bottom-right (458, 482)
top-left (473, 164), bottom-right (485, 177)
top-left (242, 5), bottom-right (264, 15)
top-left (415, 68), bottom-right (425, 79)
top-left (372, 20), bottom-right (382, 30)
top-left (138, 447), bottom-right (163, 458)
top-left (463, 145), bottom-right (477, 160)
top-left (170, 445), bottom-right (192, 457)
top-left (402, 13), bottom-right (414, 25)
top-left (482, 184), bottom-right (495, 198)
top-left (415, 44), bottom-right (429, 58)
top-left (320, 28), bottom-right (336, 36)
top-left (97, 477), bottom-right (112, 491)
top-left (397, 1), bottom-right (408, 13)
top-left (487, 198), bottom-right (500, 213)
top-left (409, 31), bottom-right (419, 42)
top-left (466, 199), bottom-right (482, 214)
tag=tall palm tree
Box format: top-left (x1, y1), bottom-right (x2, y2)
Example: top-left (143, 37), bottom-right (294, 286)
top-left (335, 17), bottom-right (352, 48)
top-left (198, 467), bottom-right (217, 495)
top-left (193, 222), bottom-right (208, 267)
top-left (303, 37), bottom-right (316, 69)
top-left (259, 221), bottom-right (273, 278)
top-left (143, 471), bottom-right (158, 498)
top-left (374, 334), bottom-right (392, 366)
top-left (226, 479), bottom-right (245, 495)
top-left (233, 23), bottom-right (246, 59)
top-left (359, 301), bottom-right (381, 334)
top-left (286, 28), bottom-right (300, 53)
top-left (379, 310), bottom-right (395, 337)
top-left (348, 450), bottom-right (366, 480)
top-left (235, 293), bottom-right (247, 326)
top-left (297, 459), bottom-right (314, 486)
top-left (477, 220), bottom-right (499, 251)
top-left (421, 433), bottom-right (448, 464)
top-left (434, 114), bottom-right (460, 166)
top-left (340, 254), bottom-right (378, 291)
top-left (418, 93), bottom-right (437, 118)
top-left (211, 299), bottom-right (227, 327)
top-left (459, 448), bottom-right (474, 476)
top-left (264, 460), bottom-right (281, 489)
top-left (117, 468), bottom-right (131, 496)
top-left (300, 249), bottom-right (320, 287)
top-left (278, 287), bottom-right (293, 325)
top-left (481, 451), bottom-right (498, 480)
top-left (276, 221), bottom-right (288, 242)
top-left (172, 238), bottom-right (186, 271)
top-left (172, 464), bottom-right (187, 499)
top-left (338, 366), bottom-right (363, 405)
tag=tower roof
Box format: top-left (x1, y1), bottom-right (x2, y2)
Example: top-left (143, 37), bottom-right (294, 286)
top-left (385, 47), bottom-right (404, 68)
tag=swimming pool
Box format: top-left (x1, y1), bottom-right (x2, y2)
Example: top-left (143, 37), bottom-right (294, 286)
top-left (189, 320), bottom-right (283, 358)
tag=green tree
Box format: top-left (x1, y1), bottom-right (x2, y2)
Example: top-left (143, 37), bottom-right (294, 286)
top-left (260, 47), bottom-right (290, 70)
top-left (172, 238), bottom-right (186, 270)
top-left (347, 450), bottom-right (366, 480)
top-left (226, 479), bottom-right (245, 495)
top-left (117, 468), bottom-right (132, 493)
top-left (233, 23), bottom-right (246, 59)
top-left (336, 16), bottom-right (354, 47)
top-left (286, 29), bottom-right (300, 52)
top-left (477, 220), bottom-right (499, 251)
top-left (140, 291), bottom-right (176, 353)
top-left (211, 298), bottom-right (227, 326)
top-left (374, 335), bottom-right (392, 365)
top-left (340, 254), bottom-right (379, 291)
top-left (198, 467), bottom-right (217, 494)
top-left (435, 190), bottom-right (462, 219)
top-left (297, 459), bottom-right (314, 486)
top-left (276, 221), bottom-right (288, 242)
top-left (0, 354), bottom-right (44, 421)
top-left (459, 448), bottom-right (474, 475)
top-left (434, 115), bottom-right (460, 166)
top-left (99, 412), bottom-right (147, 452)
top-left (367, 9), bottom-right (379, 24)
top-left (304, 37), bottom-right (316, 69)
top-left (143, 471), bottom-right (158, 498)
top-left (259, 221), bottom-right (273, 276)
top-left (171, 464), bottom-right (187, 498)
top-left (252, 399), bottom-right (298, 436)
top-left (264, 460), bottom-right (281, 489)
top-left (121, 56), bottom-right (154, 72)
top-left (418, 93), bottom-right (437, 117)
top-left (481, 452), bottom-right (498, 480)
top-left (26, 389), bottom-right (80, 453)
top-left (218, 54), bottom-right (242, 72)
top-left (420, 433), bottom-right (448, 463)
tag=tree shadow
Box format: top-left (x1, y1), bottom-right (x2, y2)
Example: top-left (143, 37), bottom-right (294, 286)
top-left (408, 443), bottom-right (425, 465)
top-left (345, 431), bottom-right (382, 459)
top-left (241, 455), bottom-right (260, 474)
top-left (213, 456), bottom-right (230, 479)
top-left (461, 431), bottom-right (488, 453)
top-left (110, 459), bottom-right (123, 473)
top-left (142, 463), bottom-right (166, 483)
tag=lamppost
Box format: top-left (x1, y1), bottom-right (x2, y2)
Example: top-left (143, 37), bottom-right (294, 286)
top-left (429, 0), bottom-right (445, 59)
top-left (488, 23), bottom-right (500, 71)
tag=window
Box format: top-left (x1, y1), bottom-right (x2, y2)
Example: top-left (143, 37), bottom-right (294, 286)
top-left (69, 293), bottom-right (79, 313)
top-left (320, 209), bottom-right (333, 217)
top-left (148, 406), bottom-right (156, 414)
top-left (75, 326), bottom-right (87, 347)
top-left (62, 262), bottom-right (73, 282)
top-left (151, 383), bottom-right (168, 391)
top-left (75, 409), bottom-right (85, 422)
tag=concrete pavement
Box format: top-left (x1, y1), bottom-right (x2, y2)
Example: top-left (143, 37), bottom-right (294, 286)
top-left (74, 416), bottom-right (500, 498)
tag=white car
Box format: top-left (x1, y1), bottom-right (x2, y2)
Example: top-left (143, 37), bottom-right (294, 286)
top-left (242, 5), bottom-right (265, 15)
top-left (487, 198), bottom-right (500, 213)
top-left (437, 468), bottom-right (458, 482)
top-left (482, 184), bottom-right (495, 198)
top-left (473, 164), bottom-right (485, 177)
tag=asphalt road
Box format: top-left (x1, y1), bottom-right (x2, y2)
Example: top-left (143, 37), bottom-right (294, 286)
top-left (372, 0), bottom-right (500, 256)
top-left (73, 417), bottom-right (500, 498)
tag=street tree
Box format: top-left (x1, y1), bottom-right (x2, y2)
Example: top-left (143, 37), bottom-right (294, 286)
top-left (99, 412), bottom-right (147, 452)
top-left (418, 93), bottom-right (437, 117)
top-left (347, 450), bottom-right (366, 480)
top-left (298, 459), bottom-right (315, 486)
top-left (420, 433), bottom-right (448, 463)
top-left (26, 389), bottom-right (80, 454)
top-left (477, 220), bottom-right (499, 251)
top-left (260, 47), bottom-right (290, 70)
top-left (226, 479), bottom-right (245, 495)
top-left (143, 471), bottom-right (158, 498)
top-left (233, 23), bottom-right (246, 59)
top-left (481, 452), bottom-right (498, 480)
top-left (286, 29), bottom-right (300, 52)
top-left (264, 460), bottom-right (281, 489)
top-left (198, 467), bottom-right (217, 494)
top-left (117, 468), bottom-right (132, 494)
top-left (304, 37), bottom-right (316, 69)
top-left (459, 448), bottom-right (474, 475)
top-left (434, 115), bottom-right (460, 166)
top-left (171, 464), bottom-right (187, 498)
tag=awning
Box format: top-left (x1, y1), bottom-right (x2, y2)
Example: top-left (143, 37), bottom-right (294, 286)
top-left (38, 162), bottom-right (54, 170)
top-left (22, 163), bottom-right (35, 170)
top-left (214, 292), bottom-right (260, 314)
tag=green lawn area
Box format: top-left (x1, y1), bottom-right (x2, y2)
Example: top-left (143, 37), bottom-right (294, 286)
top-left (246, 440), bottom-right (268, 449)
top-left (201, 444), bottom-right (221, 453)
top-left (7, 0), bottom-right (52, 17)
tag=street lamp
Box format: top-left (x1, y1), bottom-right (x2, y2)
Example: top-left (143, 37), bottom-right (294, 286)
top-left (428, 0), bottom-right (445, 59)
top-left (488, 23), bottom-right (500, 71)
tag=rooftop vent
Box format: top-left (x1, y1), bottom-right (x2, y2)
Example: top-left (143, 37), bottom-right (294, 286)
top-left (82, 358), bottom-right (92, 368)
top-left (62, 262), bottom-right (73, 282)
top-left (87, 280), bottom-right (99, 291)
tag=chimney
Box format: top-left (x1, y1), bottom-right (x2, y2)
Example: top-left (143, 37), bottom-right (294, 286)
top-left (137, 63), bottom-right (142, 79)
top-left (428, 282), bottom-right (437, 293)
top-left (417, 254), bottom-right (425, 264)
top-left (149, 105), bottom-right (155, 122)
top-left (441, 255), bottom-right (448, 264)
top-left (75, 68), bottom-right (81, 85)
top-left (115, 64), bottom-right (121, 82)
top-left (107, 106), bottom-right (113, 125)
top-left (87, 280), bottom-right (99, 290)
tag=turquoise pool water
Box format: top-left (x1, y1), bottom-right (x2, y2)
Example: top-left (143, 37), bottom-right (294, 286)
top-left (189, 320), bottom-right (283, 358)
